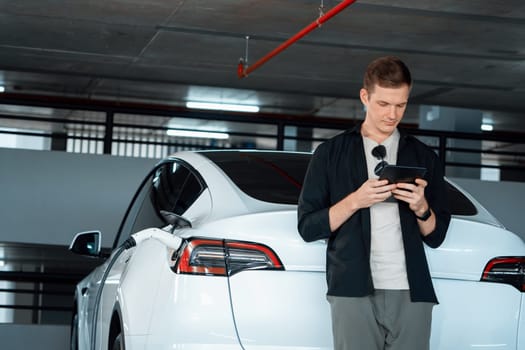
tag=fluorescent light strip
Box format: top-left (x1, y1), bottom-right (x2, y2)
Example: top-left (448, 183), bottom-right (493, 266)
top-left (186, 101), bottom-right (259, 113)
top-left (167, 129), bottom-right (229, 139)
top-left (481, 124), bottom-right (494, 131)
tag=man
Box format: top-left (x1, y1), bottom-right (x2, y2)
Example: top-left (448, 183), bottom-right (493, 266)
top-left (297, 56), bottom-right (451, 350)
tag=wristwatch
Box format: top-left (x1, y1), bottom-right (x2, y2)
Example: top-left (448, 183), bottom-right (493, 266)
top-left (416, 208), bottom-right (432, 221)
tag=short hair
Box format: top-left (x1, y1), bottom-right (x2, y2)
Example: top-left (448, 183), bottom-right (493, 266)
top-left (363, 56), bottom-right (412, 92)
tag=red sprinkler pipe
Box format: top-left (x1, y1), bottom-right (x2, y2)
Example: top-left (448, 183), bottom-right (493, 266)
top-left (238, 0), bottom-right (358, 78)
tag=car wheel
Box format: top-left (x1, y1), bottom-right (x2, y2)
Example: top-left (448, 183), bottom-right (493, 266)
top-left (112, 332), bottom-right (124, 350)
top-left (70, 312), bottom-right (78, 350)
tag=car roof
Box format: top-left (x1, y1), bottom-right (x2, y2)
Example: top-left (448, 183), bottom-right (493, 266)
top-left (166, 150), bottom-right (504, 228)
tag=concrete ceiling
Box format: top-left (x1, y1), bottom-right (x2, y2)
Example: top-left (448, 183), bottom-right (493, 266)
top-left (1, 0), bottom-right (524, 131)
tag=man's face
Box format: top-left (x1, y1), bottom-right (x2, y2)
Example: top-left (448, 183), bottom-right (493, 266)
top-left (360, 84), bottom-right (410, 136)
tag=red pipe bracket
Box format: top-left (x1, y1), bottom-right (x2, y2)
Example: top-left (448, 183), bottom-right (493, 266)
top-left (238, 0), bottom-right (358, 79)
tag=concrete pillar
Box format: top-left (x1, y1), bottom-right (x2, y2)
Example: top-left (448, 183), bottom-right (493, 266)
top-left (284, 126), bottom-right (313, 152)
top-left (50, 132), bottom-right (67, 151)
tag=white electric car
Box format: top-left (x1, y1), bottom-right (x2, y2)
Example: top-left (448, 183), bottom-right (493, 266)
top-left (69, 150), bottom-right (525, 350)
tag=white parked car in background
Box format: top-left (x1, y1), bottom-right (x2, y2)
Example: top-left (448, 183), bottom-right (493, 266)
top-left (69, 150), bottom-right (525, 350)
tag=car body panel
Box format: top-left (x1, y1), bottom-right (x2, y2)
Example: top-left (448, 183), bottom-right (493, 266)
top-left (96, 248), bottom-right (133, 350)
top-left (181, 187), bottom-right (213, 226)
top-left (145, 263), bottom-right (241, 349)
top-left (194, 211), bottom-right (326, 272)
top-left (426, 218), bottom-right (525, 281)
top-left (229, 270), bottom-right (331, 350)
top-left (431, 279), bottom-right (521, 349)
top-left (76, 257), bottom-right (112, 349)
top-left (117, 237), bottom-right (170, 336)
top-left (519, 296), bottom-right (525, 350)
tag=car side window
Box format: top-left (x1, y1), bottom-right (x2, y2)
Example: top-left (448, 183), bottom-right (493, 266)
top-left (174, 169), bottom-right (203, 215)
top-left (447, 183), bottom-right (477, 216)
top-left (114, 160), bottom-right (205, 249)
top-left (151, 162), bottom-right (203, 216)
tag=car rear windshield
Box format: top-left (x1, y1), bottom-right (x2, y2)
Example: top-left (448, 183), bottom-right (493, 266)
top-left (201, 151), bottom-right (311, 204)
top-left (200, 151), bottom-right (477, 216)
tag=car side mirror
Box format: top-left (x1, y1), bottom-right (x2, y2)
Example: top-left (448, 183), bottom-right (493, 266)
top-left (69, 231), bottom-right (102, 257)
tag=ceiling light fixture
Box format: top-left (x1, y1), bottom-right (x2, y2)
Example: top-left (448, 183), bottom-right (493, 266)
top-left (481, 124), bottom-right (494, 131)
top-left (167, 129), bottom-right (229, 139)
top-left (186, 101), bottom-right (259, 113)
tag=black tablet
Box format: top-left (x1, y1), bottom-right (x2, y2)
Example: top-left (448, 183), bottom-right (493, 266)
top-left (378, 165), bottom-right (427, 184)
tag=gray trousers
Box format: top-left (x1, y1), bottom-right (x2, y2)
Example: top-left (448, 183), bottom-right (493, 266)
top-left (327, 290), bottom-right (434, 350)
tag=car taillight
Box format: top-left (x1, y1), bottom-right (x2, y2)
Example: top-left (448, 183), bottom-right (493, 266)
top-left (481, 257), bottom-right (525, 292)
top-left (172, 238), bottom-right (284, 276)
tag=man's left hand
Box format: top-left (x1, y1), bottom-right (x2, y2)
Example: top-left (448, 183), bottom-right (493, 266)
top-left (391, 178), bottom-right (429, 216)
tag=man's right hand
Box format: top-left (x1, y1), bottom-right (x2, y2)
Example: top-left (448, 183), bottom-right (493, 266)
top-left (328, 179), bottom-right (396, 232)
top-left (352, 178), bottom-right (396, 209)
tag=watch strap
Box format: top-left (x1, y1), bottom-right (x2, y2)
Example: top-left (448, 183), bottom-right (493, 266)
top-left (416, 208), bottom-right (432, 221)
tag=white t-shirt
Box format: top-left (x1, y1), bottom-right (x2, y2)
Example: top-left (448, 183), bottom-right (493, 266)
top-left (363, 129), bottom-right (409, 290)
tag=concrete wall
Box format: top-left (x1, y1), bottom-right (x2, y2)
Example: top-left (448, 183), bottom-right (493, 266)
top-left (0, 324), bottom-right (69, 349)
top-left (0, 148), bottom-right (157, 247)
